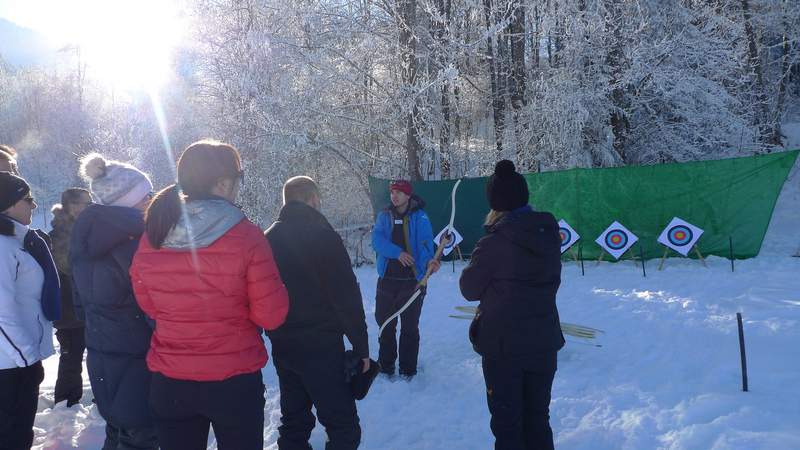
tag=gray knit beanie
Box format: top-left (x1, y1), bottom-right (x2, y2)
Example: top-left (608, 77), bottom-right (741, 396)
top-left (79, 153), bottom-right (153, 207)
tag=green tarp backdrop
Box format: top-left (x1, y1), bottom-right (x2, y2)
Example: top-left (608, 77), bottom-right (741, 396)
top-left (368, 150), bottom-right (799, 260)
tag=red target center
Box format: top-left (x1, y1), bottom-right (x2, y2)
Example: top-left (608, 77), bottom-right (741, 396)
top-left (675, 231), bottom-right (686, 240)
top-left (611, 235), bottom-right (622, 244)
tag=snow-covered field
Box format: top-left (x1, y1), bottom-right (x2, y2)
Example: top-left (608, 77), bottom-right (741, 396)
top-left (31, 171), bottom-right (800, 449)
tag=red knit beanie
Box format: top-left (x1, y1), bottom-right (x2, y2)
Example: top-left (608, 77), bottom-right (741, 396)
top-left (389, 180), bottom-right (412, 196)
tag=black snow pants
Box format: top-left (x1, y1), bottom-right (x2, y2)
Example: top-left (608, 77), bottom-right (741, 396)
top-left (101, 422), bottom-right (159, 450)
top-left (375, 277), bottom-right (425, 376)
top-left (481, 352), bottom-right (558, 450)
top-left (54, 327), bottom-right (85, 407)
top-left (148, 371), bottom-right (265, 450)
top-left (0, 362), bottom-right (44, 450)
top-left (272, 338), bottom-right (360, 450)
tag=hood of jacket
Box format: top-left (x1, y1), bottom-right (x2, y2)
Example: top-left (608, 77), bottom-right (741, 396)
top-left (72, 204), bottom-right (145, 259)
top-left (161, 199), bottom-right (245, 250)
top-left (488, 206), bottom-right (559, 254)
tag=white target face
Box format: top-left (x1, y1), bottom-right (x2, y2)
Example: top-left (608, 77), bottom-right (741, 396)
top-left (657, 217), bottom-right (704, 256)
top-left (595, 221), bottom-right (638, 260)
top-left (558, 219), bottom-right (580, 254)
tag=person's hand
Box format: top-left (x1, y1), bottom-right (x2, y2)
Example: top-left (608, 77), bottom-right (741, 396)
top-left (362, 358), bottom-right (371, 373)
top-left (398, 252), bottom-right (415, 267)
top-left (441, 232), bottom-right (453, 246)
top-left (428, 259), bottom-right (441, 274)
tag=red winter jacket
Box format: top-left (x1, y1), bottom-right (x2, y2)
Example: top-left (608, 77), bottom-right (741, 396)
top-left (130, 217), bottom-right (289, 382)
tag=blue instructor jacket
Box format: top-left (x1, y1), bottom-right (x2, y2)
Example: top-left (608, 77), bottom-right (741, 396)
top-left (372, 196), bottom-right (434, 282)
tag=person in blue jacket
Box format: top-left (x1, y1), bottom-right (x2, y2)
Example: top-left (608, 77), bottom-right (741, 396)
top-left (372, 180), bottom-right (439, 380)
top-left (70, 153), bottom-right (159, 450)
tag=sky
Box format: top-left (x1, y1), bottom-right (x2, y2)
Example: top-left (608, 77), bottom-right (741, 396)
top-left (0, 0), bottom-right (187, 90)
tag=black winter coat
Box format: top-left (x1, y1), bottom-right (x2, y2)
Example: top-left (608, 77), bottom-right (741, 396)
top-left (459, 206), bottom-right (565, 358)
top-left (69, 204), bottom-right (153, 428)
top-left (265, 201), bottom-right (369, 359)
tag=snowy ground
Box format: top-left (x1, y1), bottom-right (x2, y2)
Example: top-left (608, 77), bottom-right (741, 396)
top-left (31, 172), bottom-right (800, 450)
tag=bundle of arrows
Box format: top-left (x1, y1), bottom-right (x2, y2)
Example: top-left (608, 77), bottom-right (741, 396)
top-left (450, 306), bottom-right (604, 345)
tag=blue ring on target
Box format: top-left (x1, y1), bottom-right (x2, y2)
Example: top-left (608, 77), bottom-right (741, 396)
top-left (559, 227), bottom-right (572, 246)
top-left (444, 234), bottom-right (456, 250)
top-left (605, 229), bottom-right (628, 250)
top-left (667, 225), bottom-right (693, 247)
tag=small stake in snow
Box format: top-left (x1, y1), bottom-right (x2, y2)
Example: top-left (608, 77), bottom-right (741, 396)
top-left (639, 243), bottom-right (646, 278)
top-left (579, 243), bottom-right (585, 276)
top-left (729, 236), bottom-right (735, 273)
top-left (737, 312), bottom-right (748, 392)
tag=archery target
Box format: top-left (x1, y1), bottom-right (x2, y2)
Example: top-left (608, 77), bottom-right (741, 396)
top-left (605, 230), bottom-right (628, 250)
top-left (595, 221), bottom-right (638, 260)
top-left (658, 217), bottom-right (704, 256)
top-left (434, 227), bottom-right (463, 257)
top-left (558, 219), bottom-right (580, 254)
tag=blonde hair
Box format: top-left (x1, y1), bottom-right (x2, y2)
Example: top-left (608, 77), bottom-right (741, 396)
top-left (484, 210), bottom-right (507, 227)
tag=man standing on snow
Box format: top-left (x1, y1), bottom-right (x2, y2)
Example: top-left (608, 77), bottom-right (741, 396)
top-left (265, 176), bottom-right (370, 450)
top-left (372, 180), bottom-right (440, 380)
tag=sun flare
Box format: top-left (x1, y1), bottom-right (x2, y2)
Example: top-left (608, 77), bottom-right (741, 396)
top-left (41, 0), bottom-right (186, 90)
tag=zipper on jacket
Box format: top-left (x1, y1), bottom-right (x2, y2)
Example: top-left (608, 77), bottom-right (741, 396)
top-left (0, 324), bottom-right (29, 366)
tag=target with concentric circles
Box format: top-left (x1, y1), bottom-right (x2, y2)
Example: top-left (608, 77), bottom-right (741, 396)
top-left (559, 228), bottom-right (572, 246)
top-left (667, 225), bottom-right (693, 247)
top-left (605, 229), bottom-right (628, 250)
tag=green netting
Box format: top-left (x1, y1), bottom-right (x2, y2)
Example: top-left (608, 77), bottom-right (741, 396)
top-left (368, 150), bottom-right (799, 260)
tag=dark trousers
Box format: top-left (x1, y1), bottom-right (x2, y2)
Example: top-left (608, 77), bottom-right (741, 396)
top-left (148, 371), bottom-right (265, 450)
top-left (272, 341), bottom-right (360, 450)
top-left (0, 362), bottom-right (44, 450)
top-left (375, 278), bottom-right (424, 375)
top-left (54, 327), bottom-right (85, 406)
top-left (102, 422), bottom-right (159, 450)
top-left (481, 353), bottom-right (557, 450)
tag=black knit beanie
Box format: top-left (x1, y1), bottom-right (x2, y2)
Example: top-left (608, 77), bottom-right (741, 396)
top-left (0, 171), bottom-right (30, 212)
top-left (486, 160), bottom-right (529, 212)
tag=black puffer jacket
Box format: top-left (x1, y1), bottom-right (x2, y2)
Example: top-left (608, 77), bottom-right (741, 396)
top-left (459, 206), bottom-right (565, 358)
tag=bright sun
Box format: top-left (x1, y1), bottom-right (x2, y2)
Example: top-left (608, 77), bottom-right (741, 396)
top-left (39, 0), bottom-right (186, 90)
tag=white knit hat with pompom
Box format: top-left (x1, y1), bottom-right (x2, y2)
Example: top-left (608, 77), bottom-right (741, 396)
top-left (79, 153), bottom-right (153, 208)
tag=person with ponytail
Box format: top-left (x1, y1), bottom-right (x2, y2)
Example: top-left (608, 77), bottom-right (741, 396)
top-left (0, 172), bottom-right (59, 449)
top-left (70, 153), bottom-right (159, 449)
top-left (130, 140), bottom-right (289, 450)
top-left (459, 160), bottom-right (564, 450)
top-left (50, 188), bottom-right (92, 407)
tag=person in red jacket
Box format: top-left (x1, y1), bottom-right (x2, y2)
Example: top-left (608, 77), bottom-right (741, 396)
top-left (130, 140), bottom-right (289, 450)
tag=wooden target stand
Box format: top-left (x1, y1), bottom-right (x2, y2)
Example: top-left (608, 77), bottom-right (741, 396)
top-left (450, 245), bottom-right (465, 272)
top-left (596, 243), bottom-right (648, 277)
top-left (658, 244), bottom-right (707, 270)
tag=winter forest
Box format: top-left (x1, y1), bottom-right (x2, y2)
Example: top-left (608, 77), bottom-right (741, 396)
top-left (1, 0), bottom-right (799, 229)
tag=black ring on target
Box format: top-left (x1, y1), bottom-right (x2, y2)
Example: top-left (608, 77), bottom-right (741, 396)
top-left (605, 229), bottom-right (628, 250)
top-left (559, 228), bottom-right (572, 246)
top-left (667, 225), bottom-right (693, 247)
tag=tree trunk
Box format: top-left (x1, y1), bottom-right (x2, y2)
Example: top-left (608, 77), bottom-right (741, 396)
top-left (436, 0), bottom-right (452, 179)
top-left (606, 1), bottom-right (629, 163)
top-left (770, 0), bottom-right (789, 146)
top-left (399, 0), bottom-right (423, 179)
top-left (484, 0), bottom-right (506, 156)
top-left (741, 0), bottom-right (770, 148)
top-left (509, 0), bottom-right (527, 168)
